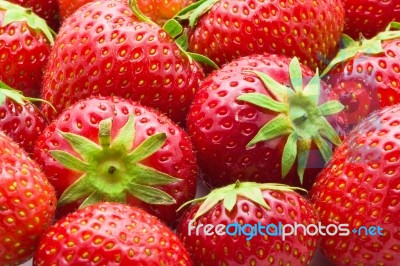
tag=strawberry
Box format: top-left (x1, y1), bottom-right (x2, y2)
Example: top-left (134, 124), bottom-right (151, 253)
top-left (0, 132), bottom-right (56, 266)
top-left (58, 0), bottom-right (113, 20)
top-left (0, 81), bottom-right (47, 153)
top-left (137, 0), bottom-right (194, 25)
top-left (177, 182), bottom-right (319, 265)
top-left (322, 22), bottom-right (400, 134)
top-left (34, 202), bottom-right (193, 265)
top-left (7, 0), bottom-right (61, 31)
top-left (342, 0), bottom-right (400, 40)
top-left (34, 96), bottom-right (198, 225)
top-left (0, 1), bottom-right (55, 98)
top-left (41, 0), bottom-right (205, 125)
top-left (310, 104), bottom-right (400, 266)
top-left (173, 0), bottom-right (345, 70)
top-left (187, 54), bottom-right (343, 190)
top-left (58, 0), bottom-right (193, 26)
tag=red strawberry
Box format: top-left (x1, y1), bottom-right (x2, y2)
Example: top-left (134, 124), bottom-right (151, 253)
top-left (58, 0), bottom-right (193, 26)
top-left (322, 23), bottom-right (400, 134)
top-left (41, 0), bottom-right (204, 125)
top-left (0, 81), bottom-right (47, 153)
top-left (7, 0), bottom-right (61, 31)
top-left (0, 133), bottom-right (56, 266)
top-left (177, 182), bottom-right (319, 265)
top-left (173, 0), bottom-right (345, 70)
top-left (0, 1), bottom-right (54, 98)
top-left (342, 0), bottom-right (400, 40)
top-left (34, 96), bottom-right (198, 225)
top-left (310, 104), bottom-right (400, 266)
top-left (34, 202), bottom-right (193, 265)
top-left (137, 0), bottom-right (194, 25)
top-left (187, 54), bottom-right (343, 190)
top-left (58, 0), bottom-right (113, 20)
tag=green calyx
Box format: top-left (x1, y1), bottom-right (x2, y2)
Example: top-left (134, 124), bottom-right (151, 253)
top-left (179, 181), bottom-right (306, 220)
top-left (0, 80), bottom-right (54, 108)
top-left (321, 22), bottom-right (400, 77)
top-left (236, 57), bottom-right (344, 184)
top-left (173, 0), bottom-right (219, 29)
top-left (0, 1), bottom-right (55, 44)
top-left (161, 18), bottom-right (218, 69)
top-left (51, 115), bottom-right (181, 209)
top-left (0, 81), bottom-right (29, 106)
top-left (128, 0), bottom-right (218, 69)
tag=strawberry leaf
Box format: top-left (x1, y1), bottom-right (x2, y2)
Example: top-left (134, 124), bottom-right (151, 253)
top-left (0, 1), bottom-right (55, 44)
top-left (131, 164), bottom-right (181, 186)
top-left (187, 0), bottom-right (219, 28)
top-left (127, 184), bottom-right (177, 205)
top-left (187, 52), bottom-right (219, 69)
top-left (163, 19), bottom-right (183, 38)
top-left (258, 183), bottom-right (307, 193)
top-left (362, 39), bottom-right (385, 54)
top-left (51, 116), bottom-right (181, 209)
top-left (238, 57), bottom-right (342, 184)
top-left (321, 45), bottom-right (359, 77)
top-left (58, 174), bottom-right (94, 207)
top-left (99, 118), bottom-right (113, 147)
top-left (174, 0), bottom-right (219, 28)
top-left (193, 190), bottom-right (228, 219)
top-left (0, 88), bottom-right (25, 105)
top-left (223, 191), bottom-right (237, 212)
top-left (111, 115), bottom-right (136, 153)
top-left (80, 191), bottom-right (104, 209)
top-left (319, 119), bottom-right (342, 147)
top-left (128, 0), bottom-right (157, 26)
top-left (128, 133), bottom-right (167, 163)
top-left (282, 132), bottom-right (298, 177)
top-left (186, 182), bottom-right (306, 220)
top-left (386, 21), bottom-right (400, 31)
top-left (302, 70), bottom-right (321, 106)
top-left (289, 57), bottom-right (303, 93)
top-left (341, 34), bottom-right (355, 48)
top-left (243, 70), bottom-right (292, 102)
top-left (176, 32), bottom-right (189, 50)
top-left (175, 0), bottom-right (208, 20)
top-left (0, 81), bottom-right (26, 105)
top-left (318, 101), bottom-right (345, 116)
top-left (238, 184), bottom-right (270, 210)
top-left (297, 140), bottom-right (311, 184)
top-left (322, 22), bottom-right (400, 77)
top-left (314, 134), bottom-right (332, 163)
top-left (49, 150), bottom-right (88, 172)
top-left (58, 131), bottom-right (102, 161)
top-left (247, 114), bottom-right (290, 147)
top-left (237, 93), bottom-right (288, 112)
top-left (0, 81), bottom-right (56, 110)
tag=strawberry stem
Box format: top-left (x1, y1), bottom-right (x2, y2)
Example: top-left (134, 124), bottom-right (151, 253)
top-left (128, 0), bottom-right (157, 26)
top-left (173, 0), bottom-right (220, 28)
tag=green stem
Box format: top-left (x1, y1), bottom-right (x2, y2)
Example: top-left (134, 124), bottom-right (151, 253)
top-left (128, 0), bottom-right (157, 26)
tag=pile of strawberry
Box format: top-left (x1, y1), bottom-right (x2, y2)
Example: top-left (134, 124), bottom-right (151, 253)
top-left (0, 0), bottom-right (399, 265)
